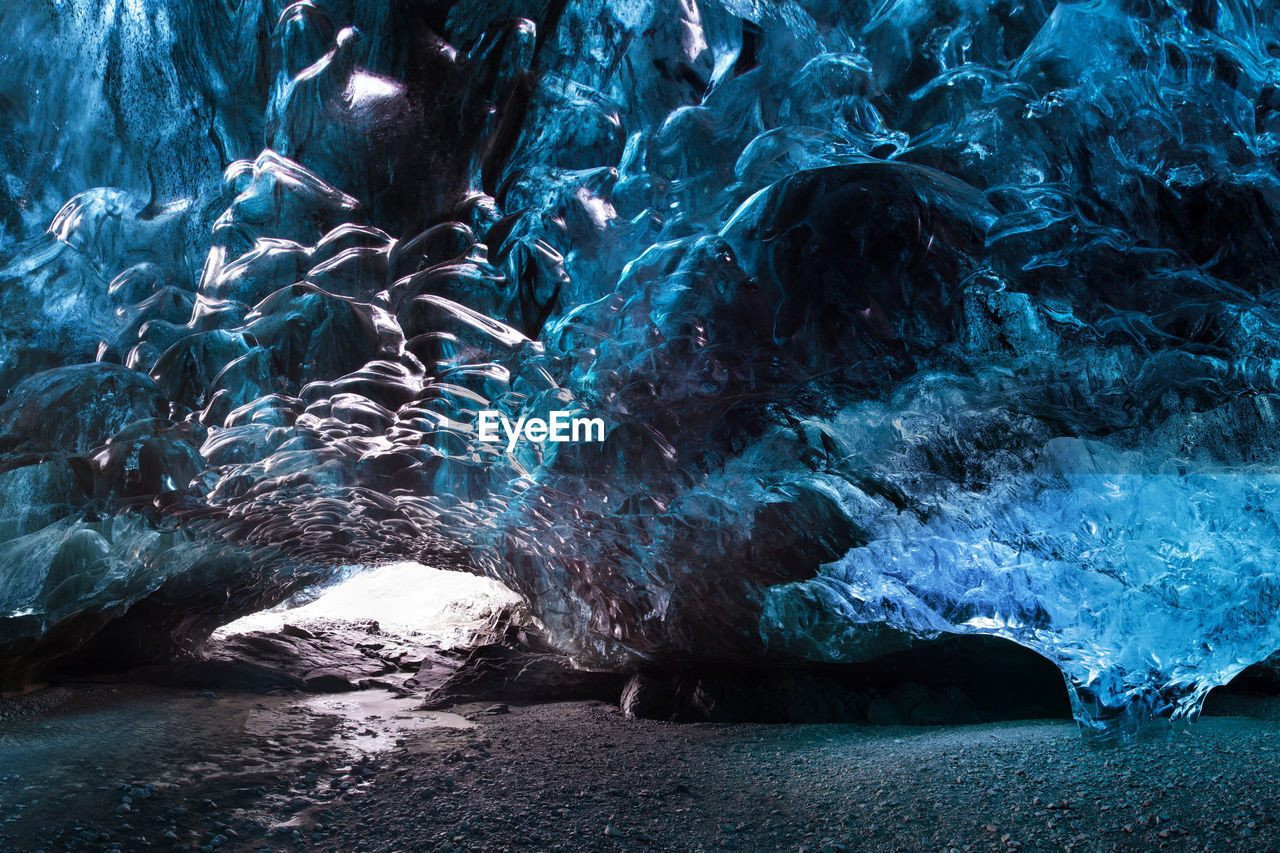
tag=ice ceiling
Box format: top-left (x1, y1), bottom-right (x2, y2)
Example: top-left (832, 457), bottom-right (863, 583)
top-left (2, 0), bottom-right (1280, 735)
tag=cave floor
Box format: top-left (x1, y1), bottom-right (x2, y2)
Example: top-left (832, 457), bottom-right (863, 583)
top-left (2, 686), bottom-right (1279, 852)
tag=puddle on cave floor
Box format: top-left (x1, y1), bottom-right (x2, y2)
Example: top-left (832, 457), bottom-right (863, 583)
top-left (293, 690), bottom-right (472, 753)
top-left (0, 683), bottom-right (471, 849)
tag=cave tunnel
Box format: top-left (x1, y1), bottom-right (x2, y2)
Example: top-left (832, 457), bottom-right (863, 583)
top-left (5, 0), bottom-right (1280, 849)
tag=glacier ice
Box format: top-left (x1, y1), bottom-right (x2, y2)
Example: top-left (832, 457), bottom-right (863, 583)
top-left (3, 0), bottom-right (1280, 736)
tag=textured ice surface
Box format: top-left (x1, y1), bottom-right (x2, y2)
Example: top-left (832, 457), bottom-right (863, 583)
top-left (3, 0), bottom-right (1280, 734)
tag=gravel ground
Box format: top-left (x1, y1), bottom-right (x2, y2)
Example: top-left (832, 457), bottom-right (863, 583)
top-left (320, 700), bottom-right (1280, 853)
top-left (3, 687), bottom-right (1280, 852)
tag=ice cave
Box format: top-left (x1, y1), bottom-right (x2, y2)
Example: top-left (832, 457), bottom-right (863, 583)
top-left (6, 0), bottom-right (1280, 849)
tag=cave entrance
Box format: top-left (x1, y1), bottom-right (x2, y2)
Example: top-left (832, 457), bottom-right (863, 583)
top-left (205, 562), bottom-right (525, 694)
top-left (215, 562), bottom-right (522, 647)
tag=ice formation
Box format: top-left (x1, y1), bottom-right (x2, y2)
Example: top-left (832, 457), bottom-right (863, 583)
top-left (2, 0), bottom-right (1280, 735)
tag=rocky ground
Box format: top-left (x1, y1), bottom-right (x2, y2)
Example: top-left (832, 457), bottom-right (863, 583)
top-left (2, 613), bottom-right (1277, 852)
top-left (3, 683), bottom-right (1280, 852)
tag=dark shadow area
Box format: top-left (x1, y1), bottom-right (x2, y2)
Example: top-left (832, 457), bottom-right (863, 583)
top-left (621, 635), bottom-right (1072, 724)
top-left (1202, 656), bottom-right (1280, 718)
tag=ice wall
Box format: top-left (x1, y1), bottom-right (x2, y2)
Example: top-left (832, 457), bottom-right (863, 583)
top-left (3, 0), bottom-right (1280, 735)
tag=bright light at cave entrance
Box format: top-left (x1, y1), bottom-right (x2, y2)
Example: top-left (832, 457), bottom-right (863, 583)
top-left (214, 562), bottom-right (523, 648)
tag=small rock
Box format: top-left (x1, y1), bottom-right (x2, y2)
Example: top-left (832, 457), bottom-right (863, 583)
top-left (303, 670), bottom-right (357, 692)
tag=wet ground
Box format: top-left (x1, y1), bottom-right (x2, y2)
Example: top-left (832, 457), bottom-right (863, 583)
top-left (2, 686), bottom-right (1280, 852)
top-left (0, 684), bottom-right (472, 852)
